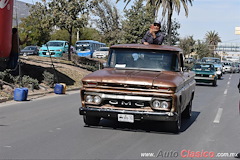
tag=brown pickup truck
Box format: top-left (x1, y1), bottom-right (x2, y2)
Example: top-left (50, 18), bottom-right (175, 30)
top-left (79, 44), bottom-right (196, 133)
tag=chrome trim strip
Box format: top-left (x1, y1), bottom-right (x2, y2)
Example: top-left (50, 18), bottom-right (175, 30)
top-left (194, 77), bottom-right (215, 80)
top-left (84, 92), bottom-right (171, 101)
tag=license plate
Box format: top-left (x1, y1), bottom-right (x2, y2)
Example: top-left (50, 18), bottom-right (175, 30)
top-left (118, 114), bottom-right (134, 123)
top-left (46, 52), bottom-right (49, 55)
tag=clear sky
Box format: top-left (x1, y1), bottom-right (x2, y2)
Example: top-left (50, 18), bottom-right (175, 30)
top-left (19, 0), bottom-right (240, 43)
top-left (172, 0), bottom-right (240, 43)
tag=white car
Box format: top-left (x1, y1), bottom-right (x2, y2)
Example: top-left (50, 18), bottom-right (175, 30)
top-left (222, 61), bottom-right (233, 73)
top-left (92, 47), bottom-right (109, 58)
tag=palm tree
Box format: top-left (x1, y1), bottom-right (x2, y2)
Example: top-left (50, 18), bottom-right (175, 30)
top-left (116, 0), bottom-right (161, 16)
top-left (116, 0), bottom-right (193, 45)
top-left (160, 0), bottom-right (193, 45)
top-left (205, 31), bottom-right (221, 57)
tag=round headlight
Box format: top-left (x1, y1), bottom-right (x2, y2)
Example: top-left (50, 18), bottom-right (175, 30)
top-left (161, 101), bottom-right (169, 109)
top-left (93, 95), bottom-right (101, 104)
top-left (152, 100), bottom-right (161, 108)
top-left (86, 95), bottom-right (93, 103)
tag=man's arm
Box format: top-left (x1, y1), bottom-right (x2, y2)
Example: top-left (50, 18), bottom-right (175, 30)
top-left (142, 31), bottom-right (153, 45)
top-left (141, 32), bottom-right (148, 43)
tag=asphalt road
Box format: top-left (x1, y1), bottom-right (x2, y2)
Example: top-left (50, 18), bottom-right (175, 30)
top-left (0, 73), bottom-right (239, 160)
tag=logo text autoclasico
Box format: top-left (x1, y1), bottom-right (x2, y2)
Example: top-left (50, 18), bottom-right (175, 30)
top-left (140, 149), bottom-right (237, 158)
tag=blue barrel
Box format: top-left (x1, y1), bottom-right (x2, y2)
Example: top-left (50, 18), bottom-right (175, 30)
top-left (54, 83), bottom-right (63, 94)
top-left (14, 88), bottom-right (28, 101)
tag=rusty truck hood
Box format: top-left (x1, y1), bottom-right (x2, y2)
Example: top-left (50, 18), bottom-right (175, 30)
top-left (82, 68), bottom-right (185, 88)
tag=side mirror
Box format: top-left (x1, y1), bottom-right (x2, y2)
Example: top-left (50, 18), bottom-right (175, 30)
top-left (103, 62), bottom-right (107, 68)
top-left (98, 62), bottom-right (107, 70)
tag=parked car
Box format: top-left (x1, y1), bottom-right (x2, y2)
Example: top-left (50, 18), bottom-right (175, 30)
top-left (92, 47), bottom-right (109, 58)
top-left (20, 46), bottom-right (39, 55)
top-left (192, 63), bottom-right (217, 86)
top-left (79, 44), bottom-right (196, 133)
top-left (38, 40), bottom-right (69, 57)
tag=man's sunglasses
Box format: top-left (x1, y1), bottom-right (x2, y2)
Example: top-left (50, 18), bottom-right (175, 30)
top-left (154, 23), bottom-right (161, 27)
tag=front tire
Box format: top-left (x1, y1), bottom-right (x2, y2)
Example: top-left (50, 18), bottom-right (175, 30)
top-left (170, 112), bottom-right (181, 134)
top-left (182, 100), bottom-right (192, 119)
top-left (83, 115), bottom-right (100, 126)
top-left (212, 79), bottom-right (217, 86)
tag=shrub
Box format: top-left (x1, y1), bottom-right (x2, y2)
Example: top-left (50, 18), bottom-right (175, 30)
top-left (14, 75), bottom-right (39, 89)
top-left (85, 65), bottom-right (98, 71)
top-left (43, 71), bottom-right (54, 87)
top-left (0, 70), bottom-right (14, 83)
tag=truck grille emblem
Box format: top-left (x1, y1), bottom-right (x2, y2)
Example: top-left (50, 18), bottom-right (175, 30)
top-left (121, 101), bottom-right (131, 106)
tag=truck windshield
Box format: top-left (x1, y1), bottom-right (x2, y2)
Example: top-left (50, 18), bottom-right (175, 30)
top-left (201, 57), bottom-right (220, 63)
top-left (193, 64), bottom-right (214, 71)
top-left (108, 49), bottom-right (179, 71)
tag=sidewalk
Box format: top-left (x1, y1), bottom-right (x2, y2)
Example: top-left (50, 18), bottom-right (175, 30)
top-left (0, 86), bottom-right (80, 103)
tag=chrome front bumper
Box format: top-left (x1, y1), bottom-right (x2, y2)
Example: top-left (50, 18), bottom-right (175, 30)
top-left (79, 107), bottom-right (178, 122)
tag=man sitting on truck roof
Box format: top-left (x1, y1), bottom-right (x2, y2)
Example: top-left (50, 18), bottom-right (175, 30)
top-left (141, 22), bottom-right (165, 45)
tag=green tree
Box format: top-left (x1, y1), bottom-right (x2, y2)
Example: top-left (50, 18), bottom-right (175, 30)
top-left (50, 27), bottom-right (101, 45)
top-left (121, 0), bottom-right (154, 43)
top-left (91, 0), bottom-right (123, 45)
top-left (78, 28), bottom-right (102, 42)
top-left (18, 1), bottom-right (52, 46)
top-left (51, 30), bottom-right (72, 42)
top-left (48, 0), bottom-right (89, 61)
top-left (205, 31), bottom-right (221, 57)
top-left (161, 18), bottom-right (180, 45)
top-left (179, 35), bottom-right (195, 57)
top-left (195, 40), bottom-right (211, 59)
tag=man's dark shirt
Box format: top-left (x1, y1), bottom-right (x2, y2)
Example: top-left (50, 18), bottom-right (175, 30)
top-left (142, 31), bottom-right (165, 45)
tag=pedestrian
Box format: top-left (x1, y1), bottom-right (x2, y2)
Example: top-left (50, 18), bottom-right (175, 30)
top-left (7, 28), bottom-right (28, 69)
top-left (141, 22), bottom-right (165, 45)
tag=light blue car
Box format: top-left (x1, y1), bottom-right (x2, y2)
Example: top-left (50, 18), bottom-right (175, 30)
top-left (39, 40), bottom-right (69, 57)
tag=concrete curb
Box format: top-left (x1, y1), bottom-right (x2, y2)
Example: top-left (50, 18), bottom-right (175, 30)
top-left (0, 97), bottom-right (13, 103)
